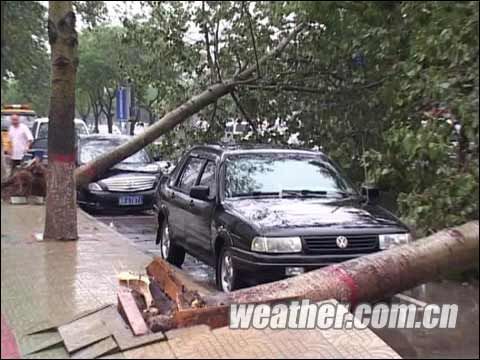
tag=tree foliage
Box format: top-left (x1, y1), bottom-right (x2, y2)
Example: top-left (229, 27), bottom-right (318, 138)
top-left (3, 1), bottom-right (477, 235)
top-left (77, 26), bottom-right (127, 132)
top-left (1, 1), bottom-right (50, 115)
top-left (119, 1), bottom-right (478, 235)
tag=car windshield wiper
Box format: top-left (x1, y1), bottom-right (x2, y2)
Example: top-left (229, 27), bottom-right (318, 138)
top-left (280, 189), bottom-right (328, 198)
top-left (233, 191), bottom-right (280, 198)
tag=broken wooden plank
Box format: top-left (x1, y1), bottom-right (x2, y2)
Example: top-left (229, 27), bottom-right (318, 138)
top-left (117, 290), bottom-right (150, 336)
top-left (118, 272), bottom-right (153, 309)
top-left (70, 336), bottom-right (118, 359)
top-left (146, 258), bottom-right (185, 302)
top-left (146, 257), bottom-right (213, 311)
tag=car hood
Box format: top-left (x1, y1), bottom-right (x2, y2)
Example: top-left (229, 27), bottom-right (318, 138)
top-left (222, 197), bottom-right (406, 232)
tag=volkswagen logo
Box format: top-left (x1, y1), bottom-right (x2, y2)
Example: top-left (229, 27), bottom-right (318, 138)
top-left (336, 236), bottom-right (348, 249)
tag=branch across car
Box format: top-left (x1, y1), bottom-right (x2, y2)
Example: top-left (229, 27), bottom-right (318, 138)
top-left (24, 134), bottom-right (163, 212)
top-left (77, 135), bottom-right (162, 212)
top-left (155, 144), bottom-right (412, 292)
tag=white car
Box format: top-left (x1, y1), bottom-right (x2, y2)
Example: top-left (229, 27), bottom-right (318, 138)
top-left (32, 117), bottom-right (90, 139)
top-left (96, 123), bottom-right (122, 135)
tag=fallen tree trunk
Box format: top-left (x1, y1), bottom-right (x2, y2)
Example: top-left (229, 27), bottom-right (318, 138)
top-left (146, 221), bottom-right (479, 330)
top-left (211, 221), bottom-right (479, 307)
top-left (75, 24), bottom-right (305, 187)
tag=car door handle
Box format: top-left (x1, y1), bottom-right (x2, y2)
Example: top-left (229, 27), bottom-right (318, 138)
top-left (170, 191), bottom-right (175, 199)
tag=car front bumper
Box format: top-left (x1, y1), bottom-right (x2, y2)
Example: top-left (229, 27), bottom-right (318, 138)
top-left (230, 247), bottom-right (379, 284)
top-left (77, 189), bottom-right (156, 212)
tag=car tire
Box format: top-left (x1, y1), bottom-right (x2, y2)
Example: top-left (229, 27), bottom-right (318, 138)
top-left (157, 220), bottom-right (185, 267)
top-left (216, 245), bottom-right (243, 292)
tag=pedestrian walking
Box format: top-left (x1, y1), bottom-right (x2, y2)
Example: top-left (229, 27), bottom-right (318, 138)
top-left (6, 114), bottom-right (33, 172)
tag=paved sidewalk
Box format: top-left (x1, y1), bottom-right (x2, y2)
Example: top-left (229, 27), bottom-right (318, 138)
top-left (1, 202), bottom-right (400, 359)
top-left (1, 202), bottom-right (151, 358)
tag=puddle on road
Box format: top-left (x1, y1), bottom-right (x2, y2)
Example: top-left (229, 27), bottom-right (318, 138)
top-left (182, 255), bottom-right (216, 289)
top-left (373, 280), bottom-right (479, 359)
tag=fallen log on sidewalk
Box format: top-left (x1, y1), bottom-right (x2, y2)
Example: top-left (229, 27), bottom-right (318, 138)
top-left (145, 221), bottom-right (479, 330)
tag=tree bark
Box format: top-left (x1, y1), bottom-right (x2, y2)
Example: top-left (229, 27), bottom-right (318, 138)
top-left (44, 1), bottom-right (78, 241)
top-left (75, 24), bottom-right (305, 187)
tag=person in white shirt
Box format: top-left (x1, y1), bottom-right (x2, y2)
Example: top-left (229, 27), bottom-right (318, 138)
top-left (7, 114), bottom-right (34, 170)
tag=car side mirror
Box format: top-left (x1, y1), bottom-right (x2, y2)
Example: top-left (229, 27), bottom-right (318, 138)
top-left (361, 184), bottom-right (380, 203)
top-left (190, 185), bottom-right (210, 201)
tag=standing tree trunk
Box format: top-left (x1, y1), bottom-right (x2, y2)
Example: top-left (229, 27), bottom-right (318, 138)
top-left (44, 1), bottom-right (78, 241)
top-left (90, 94), bottom-right (101, 133)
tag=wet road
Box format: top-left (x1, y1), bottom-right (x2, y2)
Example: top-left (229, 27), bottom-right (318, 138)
top-left (94, 212), bottom-right (216, 290)
top-left (94, 212), bottom-right (479, 358)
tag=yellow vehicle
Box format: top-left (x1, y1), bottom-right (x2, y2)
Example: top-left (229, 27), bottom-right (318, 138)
top-left (1, 104), bottom-right (37, 154)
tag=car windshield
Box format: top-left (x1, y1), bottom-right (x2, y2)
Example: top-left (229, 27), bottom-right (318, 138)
top-left (224, 153), bottom-right (356, 198)
top-left (38, 122), bottom-right (88, 138)
top-left (79, 139), bottom-right (150, 164)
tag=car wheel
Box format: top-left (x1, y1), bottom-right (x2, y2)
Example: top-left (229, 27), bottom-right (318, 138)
top-left (216, 245), bottom-right (242, 292)
top-left (158, 220), bottom-right (185, 267)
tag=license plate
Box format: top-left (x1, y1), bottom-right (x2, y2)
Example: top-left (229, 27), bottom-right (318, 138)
top-left (118, 195), bottom-right (143, 206)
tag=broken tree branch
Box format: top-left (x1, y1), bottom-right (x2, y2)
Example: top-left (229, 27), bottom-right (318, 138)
top-left (202, 1), bottom-right (216, 84)
top-left (241, 78), bottom-right (386, 95)
top-left (75, 24), bottom-right (306, 187)
top-left (213, 18), bottom-right (222, 82)
top-left (244, 3), bottom-right (261, 78)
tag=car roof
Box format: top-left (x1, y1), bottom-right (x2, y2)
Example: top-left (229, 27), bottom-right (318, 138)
top-left (190, 143), bottom-right (325, 157)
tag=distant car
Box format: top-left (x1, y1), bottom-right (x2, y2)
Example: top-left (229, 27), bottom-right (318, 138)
top-left (22, 119), bottom-right (89, 163)
top-left (77, 134), bottom-right (161, 212)
top-left (31, 117), bottom-right (89, 139)
top-left (96, 124), bottom-right (122, 135)
top-left (155, 144), bottom-right (412, 292)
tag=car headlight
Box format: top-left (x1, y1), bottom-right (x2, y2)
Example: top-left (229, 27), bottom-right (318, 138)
top-left (379, 233), bottom-right (411, 250)
top-left (88, 182), bottom-right (103, 192)
top-left (251, 236), bottom-right (302, 253)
